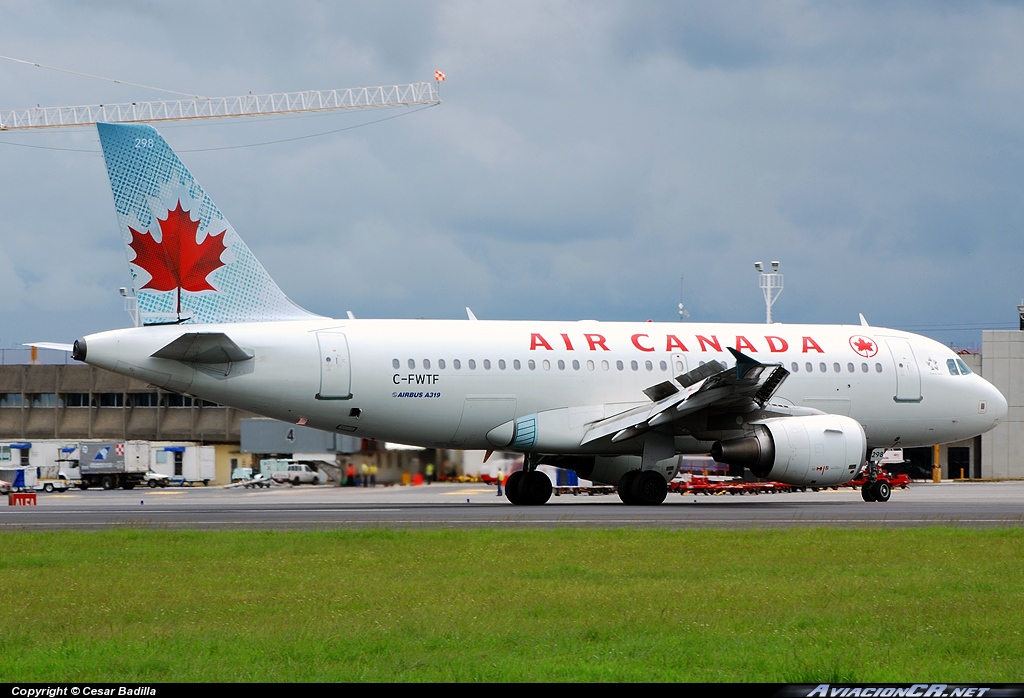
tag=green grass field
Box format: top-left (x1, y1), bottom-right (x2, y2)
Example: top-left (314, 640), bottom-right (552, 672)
top-left (1, 527), bottom-right (1022, 682)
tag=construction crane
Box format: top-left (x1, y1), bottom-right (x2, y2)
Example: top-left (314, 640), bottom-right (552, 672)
top-left (0, 81), bottom-right (440, 130)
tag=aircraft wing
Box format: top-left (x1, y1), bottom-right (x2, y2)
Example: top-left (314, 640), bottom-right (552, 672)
top-left (580, 348), bottom-right (789, 445)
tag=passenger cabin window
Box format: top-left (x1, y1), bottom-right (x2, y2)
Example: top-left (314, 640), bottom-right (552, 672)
top-left (791, 362), bottom-right (799, 372)
top-left (453, 359), bottom-right (461, 369)
top-left (392, 359), bottom-right (400, 369)
top-left (423, 359), bottom-right (431, 370)
top-left (408, 359), bottom-right (415, 369)
top-left (875, 363), bottom-right (883, 373)
top-left (483, 359), bottom-right (491, 369)
top-left (557, 360), bottom-right (565, 370)
top-left (513, 359), bottom-right (521, 370)
top-left (438, 359), bottom-right (446, 369)
top-left (861, 363), bottom-right (868, 373)
top-left (528, 360), bottom-right (536, 370)
top-left (572, 360), bottom-right (580, 370)
top-left (805, 362), bottom-right (813, 372)
top-left (468, 359), bottom-right (476, 370)
top-left (847, 363), bottom-right (855, 373)
top-left (498, 359), bottom-right (506, 370)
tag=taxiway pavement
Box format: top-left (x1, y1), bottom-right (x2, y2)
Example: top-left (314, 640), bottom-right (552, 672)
top-left (1, 480), bottom-right (1022, 530)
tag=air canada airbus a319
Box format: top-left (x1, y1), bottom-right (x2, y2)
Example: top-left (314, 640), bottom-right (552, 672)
top-left (49, 123), bottom-right (1007, 506)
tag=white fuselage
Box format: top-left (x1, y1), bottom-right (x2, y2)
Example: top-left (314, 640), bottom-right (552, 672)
top-left (79, 319), bottom-right (1007, 454)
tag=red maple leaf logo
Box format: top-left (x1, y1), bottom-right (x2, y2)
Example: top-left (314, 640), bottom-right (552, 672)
top-left (849, 335), bottom-right (878, 357)
top-left (128, 201), bottom-right (227, 316)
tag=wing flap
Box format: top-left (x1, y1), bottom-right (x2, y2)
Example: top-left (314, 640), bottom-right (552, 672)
top-left (580, 351), bottom-right (789, 446)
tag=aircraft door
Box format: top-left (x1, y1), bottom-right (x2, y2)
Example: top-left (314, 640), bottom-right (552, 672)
top-left (885, 338), bottom-right (921, 403)
top-left (315, 332), bottom-right (352, 400)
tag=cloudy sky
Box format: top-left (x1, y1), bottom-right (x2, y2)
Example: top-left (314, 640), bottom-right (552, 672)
top-left (2, 1), bottom-right (1023, 359)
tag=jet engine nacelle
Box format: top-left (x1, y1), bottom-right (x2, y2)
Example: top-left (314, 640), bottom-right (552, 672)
top-left (710, 414), bottom-right (866, 487)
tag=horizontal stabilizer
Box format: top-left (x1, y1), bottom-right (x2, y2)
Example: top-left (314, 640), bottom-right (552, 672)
top-left (24, 342), bottom-right (74, 352)
top-left (151, 332), bottom-right (253, 364)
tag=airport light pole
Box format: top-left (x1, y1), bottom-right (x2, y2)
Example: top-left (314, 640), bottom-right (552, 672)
top-left (755, 261), bottom-right (783, 324)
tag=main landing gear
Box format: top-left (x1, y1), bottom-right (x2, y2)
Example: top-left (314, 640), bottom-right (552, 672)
top-left (617, 469), bottom-right (668, 506)
top-left (505, 454), bottom-right (552, 506)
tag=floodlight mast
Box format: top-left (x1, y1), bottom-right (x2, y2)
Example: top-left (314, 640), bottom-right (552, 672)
top-left (0, 81), bottom-right (440, 130)
top-left (755, 260), bottom-right (783, 324)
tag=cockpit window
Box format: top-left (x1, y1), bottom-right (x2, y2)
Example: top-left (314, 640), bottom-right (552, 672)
top-left (947, 359), bottom-right (960, 376)
top-left (956, 359), bottom-right (972, 375)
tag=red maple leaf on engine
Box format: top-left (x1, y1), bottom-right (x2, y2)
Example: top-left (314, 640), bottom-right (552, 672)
top-left (128, 201), bottom-right (227, 316)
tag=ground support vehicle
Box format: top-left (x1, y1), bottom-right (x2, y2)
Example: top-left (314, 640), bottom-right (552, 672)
top-left (669, 475), bottom-right (801, 496)
top-left (243, 473), bottom-right (275, 488)
top-left (34, 478), bottom-right (70, 493)
top-left (551, 485), bottom-right (617, 497)
top-left (143, 471), bottom-right (170, 488)
top-left (77, 442), bottom-right (149, 490)
top-left (267, 461), bottom-right (325, 485)
top-left (847, 469), bottom-right (910, 490)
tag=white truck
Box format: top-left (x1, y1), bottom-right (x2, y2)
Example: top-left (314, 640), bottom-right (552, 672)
top-left (34, 464), bottom-right (70, 492)
top-left (74, 441), bottom-right (149, 490)
top-left (151, 445), bottom-right (216, 486)
top-left (262, 459), bottom-right (326, 485)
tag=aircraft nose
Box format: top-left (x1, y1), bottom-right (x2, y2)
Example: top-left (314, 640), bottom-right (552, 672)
top-left (982, 379), bottom-right (1008, 427)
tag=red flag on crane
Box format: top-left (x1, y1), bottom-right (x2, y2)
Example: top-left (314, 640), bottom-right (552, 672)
top-left (435, 70), bottom-right (446, 82)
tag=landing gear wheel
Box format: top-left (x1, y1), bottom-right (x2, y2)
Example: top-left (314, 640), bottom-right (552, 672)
top-left (617, 470), bottom-right (640, 505)
top-left (861, 483), bottom-right (877, 502)
top-left (874, 480), bottom-right (891, 503)
top-left (504, 471), bottom-right (525, 505)
top-left (520, 471), bottom-right (552, 505)
top-left (635, 471), bottom-right (668, 505)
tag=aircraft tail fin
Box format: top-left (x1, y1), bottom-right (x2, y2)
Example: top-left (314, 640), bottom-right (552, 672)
top-left (97, 122), bottom-right (320, 325)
